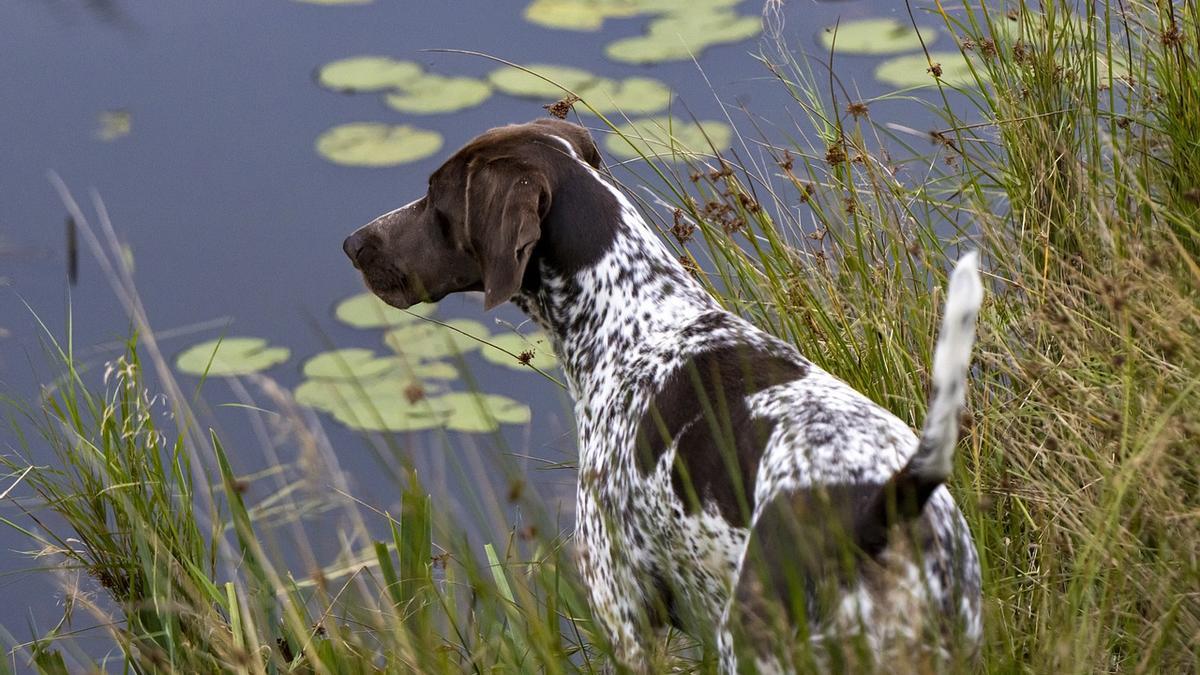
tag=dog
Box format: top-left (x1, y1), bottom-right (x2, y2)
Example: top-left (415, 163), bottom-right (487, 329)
top-left (343, 118), bottom-right (983, 672)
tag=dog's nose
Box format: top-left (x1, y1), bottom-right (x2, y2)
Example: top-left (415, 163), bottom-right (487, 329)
top-left (343, 230), bottom-right (369, 265)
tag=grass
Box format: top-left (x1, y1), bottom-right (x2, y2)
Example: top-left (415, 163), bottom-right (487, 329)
top-left (3, 0), bottom-right (1198, 672)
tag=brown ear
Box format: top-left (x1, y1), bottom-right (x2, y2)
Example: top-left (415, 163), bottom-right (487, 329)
top-left (465, 159), bottom-right (550, 309)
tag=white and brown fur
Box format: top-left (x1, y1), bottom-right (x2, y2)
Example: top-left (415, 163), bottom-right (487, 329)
top-left (343, 119), bottom-right (983, 672)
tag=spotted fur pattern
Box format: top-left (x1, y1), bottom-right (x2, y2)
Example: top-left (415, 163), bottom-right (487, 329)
top-left (504, 142), bottom-right (983, 673)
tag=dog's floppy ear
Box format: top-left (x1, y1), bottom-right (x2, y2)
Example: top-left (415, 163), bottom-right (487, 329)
top-left (465, 159), bottom-right (550, 309)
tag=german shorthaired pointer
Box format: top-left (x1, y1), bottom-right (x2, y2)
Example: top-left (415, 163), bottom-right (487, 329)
top-left (343, 119), bottom-right (983, 672)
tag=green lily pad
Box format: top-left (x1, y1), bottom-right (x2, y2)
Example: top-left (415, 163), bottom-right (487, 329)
top-left (316, 123), bottom-right (443, 167)
top-left (316, 56), bottom-right (423, 93)
top-left (481, 333), bottom-right (558, 371)
top-left (606, 11), bottom-right (761, 64)
top-left (523, 0), bottom-right (640, 31)
top-left (875, 51), bottom-right (980, 89)
top-left (578, 77), bottom-right (673, 115)
top-left (334, 293), bottom-right (437, 328)
top-left (295, 376), bottom-right (447, 432)
top-left (384, 319), bottom-right (490, 360)
top-left (427, 392), bottom-right (532, 432)
top-left (604, 117), bottom-right (733, 160)
top-left (385, 75), bottom-right (493, 114)
top-left (96, 110), bottom-right (131, 141)
top-left (488, 64), bottom-right (599, 99)
top-left (817, 18), bottom-right (936, 55)
top-left (302, 348), bottom-right (404, 379)
top-left (176, 337), bottom-right (290, 377)
top-left (523, 0), bottom-right (743, 31)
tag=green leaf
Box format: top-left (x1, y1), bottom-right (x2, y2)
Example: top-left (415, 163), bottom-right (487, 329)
top-left (488, 63), bottom-right (599, 99)
top-left (875, 51), bottom-right (981, 89)
top-left (481, 332), bottom-right (558, 371)
top-left (523, 0), bottom-right (744, 31)
top-left (383, 319), bottom-right (490, 360)
top-left (428, 392), bottom-right (531, 432)
top-left (605, 11), bottom-right (761, 64)
top-left (175, 337), bottom-right (290, 377)
top-left (294, 376), bottom-right (447, 432)
top-left (316, 56), bottom-right (423, 93)
top-left (578, 77), bottom-right (673, 115)
top-left (603, 116), bottom-right (733, 160)
top-left (302, 348), bottom-right (404, 379)
top-left (315, 123), bottom-right (443, 167)
top-left (334, 292), bottom-right (436, 328)
top-left (96, 109), bottom-right (131, 142)
top-left (384, 75), bottom-right (493, 114)
top-left (818, 18), bottom-right (936, 55)
top-left (523, 0), bottom-right (639, 31)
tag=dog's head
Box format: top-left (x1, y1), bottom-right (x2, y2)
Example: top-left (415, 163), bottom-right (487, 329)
top-left (343, 118), bottom-right (602, 310)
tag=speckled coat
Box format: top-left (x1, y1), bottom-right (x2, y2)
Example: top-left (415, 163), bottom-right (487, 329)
top-left (343, 120), bottom-right (983, 673)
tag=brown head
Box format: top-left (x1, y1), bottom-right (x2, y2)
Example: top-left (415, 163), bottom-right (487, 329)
top-left (342, 118), bottom-right (605, 310)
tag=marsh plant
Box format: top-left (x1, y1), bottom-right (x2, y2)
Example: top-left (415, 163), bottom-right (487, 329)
top-left (3, 0), bottom-right (1198, 672)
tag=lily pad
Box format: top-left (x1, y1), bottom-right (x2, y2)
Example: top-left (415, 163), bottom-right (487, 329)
top-left (604, 117), bottom-right (733, 160)
top-left (818, 18), bottom-right (936, 55)
top-left (302, 348), bottom-right (405, 379)
top-left (488, 64), bottom-right (599, 99)
top-left (316, 56), bottom-right (423, 93)
top-left (295, 376), bottom-right (447, 432)
top-left (523, 0), bottom-right (640, 31)
top-left (427, 392), bottom-right (532, 432)
top-left (96, 110), bottom-right (131, 141)
top-left (523, 0), bottom-right (743, 31)
top-left (578, 77), bottom-right (673, 115)
top-left (385, 75), bottom-right (493, 114)
top-left (384, 318), bottom-right (490, 360)
top-left (606, 11), bottom-right (761, 64)
top-left (316, 123), bottom-right (443, 167)
top-left (481, 333), bottom-right (558, 371)
top-left (334, 293), bottom-right (437, 328)
top-left (176, 337), bottom-right (290, 377)
top-left (875, 51), bottom-right (980, 89)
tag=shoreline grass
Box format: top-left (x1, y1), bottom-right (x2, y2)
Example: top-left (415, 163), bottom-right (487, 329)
top-left (3, 1), bottom-right (1198, 672)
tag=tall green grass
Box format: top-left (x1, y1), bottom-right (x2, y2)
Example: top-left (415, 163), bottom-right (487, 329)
top-left (3, 0), bottom-right (1198, 672)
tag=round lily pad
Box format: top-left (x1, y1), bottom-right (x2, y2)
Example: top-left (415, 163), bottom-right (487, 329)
top-left (384, 319), bottom-right (490, 360)
top-left (295, 376), bottom-right (446, 432)
top-left (302, 348), bottom-right (404, 379)
top-left (875, 51), bottom-right (980, 89)
top-left (385, 75), bottom-right (493, 114)
top-left (604, 117), bottom-right (734, 160)
top-left (818, 18), bottom-right (936, 55)
top-left (607, 11), bottom-right (761, 64)
top-left (488, 64), bottom-right (599, 99)
top-left (523, 0), bottom-right (640, 31)
top-left (176, 337), bottom-right (290, 377)
top-left (578, 77), bottom-right (673, 115)
top-left (427, 392), bottom-right (532, 432)
top-left (481, 333), bottom-right (558, 371)
top-left (316, 123), bottom-right (443, 167)
top-left (316, 56), bottom-right (423, 93)
top-left (334, 293), bottom-right (437, 328)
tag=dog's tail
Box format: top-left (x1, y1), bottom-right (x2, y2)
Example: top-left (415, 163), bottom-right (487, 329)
top-left (858, 251), bottom-right (984, 555)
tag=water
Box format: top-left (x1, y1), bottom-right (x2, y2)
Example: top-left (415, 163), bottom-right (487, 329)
top-left (0, 0), bottom-right (949, 662)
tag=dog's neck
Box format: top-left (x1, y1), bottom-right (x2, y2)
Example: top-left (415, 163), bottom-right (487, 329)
top-left (513, 166), bottom-right (719, 400)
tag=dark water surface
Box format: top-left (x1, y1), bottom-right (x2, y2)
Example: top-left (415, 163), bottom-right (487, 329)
top-left (0, 0), bottom-right (947, 660)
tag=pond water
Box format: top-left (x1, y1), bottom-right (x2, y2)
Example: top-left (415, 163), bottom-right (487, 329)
top-left (0, 0), bottom-right (966, 659)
